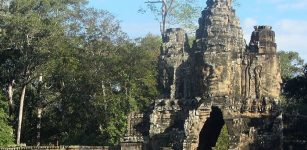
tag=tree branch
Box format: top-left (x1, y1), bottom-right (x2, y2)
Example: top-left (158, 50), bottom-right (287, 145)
top-left (167, 0), bottom-right (175, 14)
top-left (145, 1), bottom-right (162, 4)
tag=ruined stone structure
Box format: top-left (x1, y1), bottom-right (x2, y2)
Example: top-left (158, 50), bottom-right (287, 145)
top-left (121, 0), bottom-right (282, 149)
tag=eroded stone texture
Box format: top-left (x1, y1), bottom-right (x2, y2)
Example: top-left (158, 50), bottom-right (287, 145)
top-left (122, 0), bottom-right (282, 150)
top-left (158, 28), bottom-right (189, 99)
top-left (121, 113), bottom-right (148, 150)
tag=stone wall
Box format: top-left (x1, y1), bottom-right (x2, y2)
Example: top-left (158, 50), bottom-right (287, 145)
top-left (0, 146), bottom-right (117, 150)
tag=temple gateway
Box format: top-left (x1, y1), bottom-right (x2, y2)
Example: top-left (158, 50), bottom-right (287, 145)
top-left (121, 0), bottom-right (283, 149)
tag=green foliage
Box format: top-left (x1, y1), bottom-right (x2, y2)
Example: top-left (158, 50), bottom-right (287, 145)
top-left (172, 0), bottom-right (201, 33)
top-left (0, 0), bottom-right (89, 145)
top-left (278, 51), bottom-right (304, 81)
top-left (33, 12), bottom-right (159, 145)
top-left (141, 0), bottom-right (201, 34)
top-left (0, 93), bottom-right (14, 146)
top-left (213, 125), bottom-right (229, 150)
top-left (284, 71), bottom-right (307, 103)
top-left (282, 65), bottom-right (307, 114)
top-left (137, 33), bottom-right (162, 54)
top-left (42, 39), bottom-right (159, 145)
top-left (0, 0), bottom-right (160, 146)
top-left (278, 50), bottom-right (307, 114)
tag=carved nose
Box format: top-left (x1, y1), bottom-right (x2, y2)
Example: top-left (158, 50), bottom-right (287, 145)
top-left (209, 70), bottom-right (218, 78)
top-left (209, 74), bottom-right (217, 80)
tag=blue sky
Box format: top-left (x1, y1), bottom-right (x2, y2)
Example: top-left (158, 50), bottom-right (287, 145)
top-left (88, 0), bottom-right (307, 60)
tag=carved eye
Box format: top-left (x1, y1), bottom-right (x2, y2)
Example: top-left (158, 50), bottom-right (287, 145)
top-left (216, 66), bottom-right (224, 73)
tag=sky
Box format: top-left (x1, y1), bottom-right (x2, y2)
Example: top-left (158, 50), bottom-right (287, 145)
top-left (88, 0), bottom-right (307, 60)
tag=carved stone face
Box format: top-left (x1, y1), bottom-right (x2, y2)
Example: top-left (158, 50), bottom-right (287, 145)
top-left (203, 60), bottom-right (230, 97)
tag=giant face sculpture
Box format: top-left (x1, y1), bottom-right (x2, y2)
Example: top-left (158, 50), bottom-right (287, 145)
top-left (202, 55), bottom-right (231, 98)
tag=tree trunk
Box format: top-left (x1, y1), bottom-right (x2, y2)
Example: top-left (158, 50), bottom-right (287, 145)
top-left (37, 74), bottom-right (43, 146)
top-left (37, 108), bottom-right (42, 146)
top-left (102, 81), bottom-right (106, 97)
top-left (161, 0), bottom-right (167, 34)
top-left (16, 84), bottom-right (27, 145)
top-left (8, 80), bottom-right (14, 117)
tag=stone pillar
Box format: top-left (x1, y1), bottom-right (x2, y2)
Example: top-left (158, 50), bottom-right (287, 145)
top-left (158, 28), bottom-right (189, 99)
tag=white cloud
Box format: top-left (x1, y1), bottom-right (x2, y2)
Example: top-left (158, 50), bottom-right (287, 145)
top-left (274, 19), bottom-right (307, 60)
top-left (243, 18), bottom-right (258, 28)
top-left (277, 34), bottom-right (307, 60)
top-left (276, 20), bottom-right (307, 34)
top-left (255, 0), bottom-right (307, 10)
top-left (277, 0), bottom-right (307, 10)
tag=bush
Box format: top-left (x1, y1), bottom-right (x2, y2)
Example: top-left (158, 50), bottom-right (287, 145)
top-left (0, 93), bottom-right (14, 146)
top-left (213, 125), bottom-right (229, 150)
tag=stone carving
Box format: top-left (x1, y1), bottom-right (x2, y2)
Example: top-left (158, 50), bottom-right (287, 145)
top-left (158, 28), bottom-right (189, 99)
top-left (122, 0), bottom-right (282, 150)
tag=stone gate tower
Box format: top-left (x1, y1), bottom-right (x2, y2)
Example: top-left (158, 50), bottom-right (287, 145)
top-left (121, 0), bottom-right (282, 149)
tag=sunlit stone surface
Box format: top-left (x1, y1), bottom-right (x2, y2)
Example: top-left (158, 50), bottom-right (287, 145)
top-left (121, 0), bottom-right (282, 149)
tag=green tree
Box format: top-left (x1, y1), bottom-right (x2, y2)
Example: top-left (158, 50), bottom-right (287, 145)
top-left (0, 0), bottom-right (87, 144)
top-left (278, 51), bottom-right (304, 81)
top-left (137, 33), bottom-right (161, 54)
top-left (141, 0), bottom-right (240, 35)
top-left (1, 0), bottom-right (161, 146)
top-left (213, 125), bottom-right (229, 150)
top-left (40, 41), bottom-right (159, 145)
top-left (141, 0), bottom-right (201, 34)
top-left (282, 65), bottom-right (307, 114)
top-left (35, 8), bottom-right (159, 145)
top-left (277, 50), bottom-right (307, 116)
top-left (29, 7), bottom-right (127, 145)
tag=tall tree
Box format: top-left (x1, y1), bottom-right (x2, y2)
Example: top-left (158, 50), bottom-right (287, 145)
top-left (38, 32), bottom-right (160, 145)
top-left (0, 0), bottom-right (87, 144)
top-left (1, 0), bottom-right (161, 146)
top-left (141, 0), bottom-right (201, 34)
top-left (35, 8), bottom-right (130, 145)
top-left (141, 0), bottom-right (240, 35)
